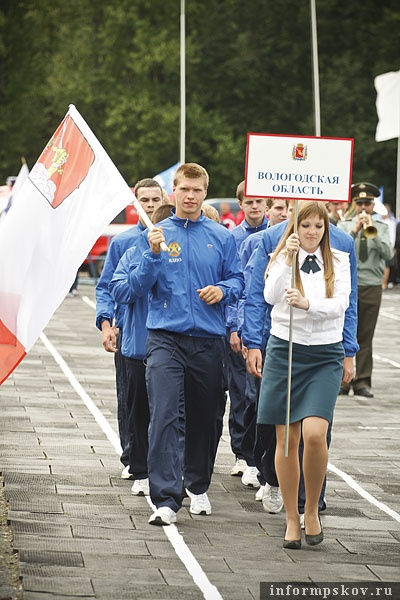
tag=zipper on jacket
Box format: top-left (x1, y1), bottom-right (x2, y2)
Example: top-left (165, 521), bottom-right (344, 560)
top-left (185, 223), bottom-right (195, 333)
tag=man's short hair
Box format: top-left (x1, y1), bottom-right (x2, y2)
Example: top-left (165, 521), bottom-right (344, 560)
top-left (174, 163), bottom-right (209, 189)
top-left (266, 197), bottom-right (288, 209)
top-left (134, 178), bottom-right (162, 196)
top-left (236, 180), bottom-right (245, 202)
top-left (202, 203), bottom-right (220, 223)
top-left (151, 203), bottom-right (174, 224)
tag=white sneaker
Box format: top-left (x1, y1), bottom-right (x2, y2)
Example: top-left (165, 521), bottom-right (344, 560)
top-left (148, 507), bottom-right (177, 526)
top-left (230, 458), bottom-right (247, 476)
top-left (241, 466), bottom-right (261, 488)
top-left (262, 484), bottom-right (283, 513)
top-left (300, 513), bottom-right (305, 529)
top-left (255, 485), bottom-right (265, 501)
top-left (131, 478), bottom-right (149, 496)
top-left (121, 466), bottom-right (133, 479)
top-left (185, 489), bottom-right (212, 515)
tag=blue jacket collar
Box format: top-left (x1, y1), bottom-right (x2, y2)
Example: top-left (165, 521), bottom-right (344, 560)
top-left (170, 207), bottom-right (206, 226)
top-left (240, 215), bottom-right (269, 233)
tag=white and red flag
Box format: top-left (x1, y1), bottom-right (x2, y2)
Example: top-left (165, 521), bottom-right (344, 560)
top-left (0, 104), bottom-right (133, 384)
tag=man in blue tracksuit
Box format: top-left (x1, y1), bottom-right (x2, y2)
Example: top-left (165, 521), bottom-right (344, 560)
top-left (108, 244), bottom-right (153, 496)
top-left (241, 211), bottom-right (359, 520)
top-left (120, 163), bottom-right (244, 526)
top-left (95, 179), bottom-right (164, 473)
top-left (225, 180), bottom-right (269, 482)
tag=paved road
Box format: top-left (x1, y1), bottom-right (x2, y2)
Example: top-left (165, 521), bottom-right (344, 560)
top-left (1, 283), bottom-right (400, 600)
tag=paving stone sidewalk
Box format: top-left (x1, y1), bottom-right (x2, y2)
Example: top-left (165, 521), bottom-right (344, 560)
top-left (0, 474), bottom-right (23, 600)
top-left (0, 284), bottom-right (400, 600)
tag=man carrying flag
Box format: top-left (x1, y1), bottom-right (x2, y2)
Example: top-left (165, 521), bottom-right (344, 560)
top-left (117, 163), bottom-right (244, 525)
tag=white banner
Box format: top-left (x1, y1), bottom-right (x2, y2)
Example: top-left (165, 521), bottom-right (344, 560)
top-left (375, 70), bottom-right (400, 142)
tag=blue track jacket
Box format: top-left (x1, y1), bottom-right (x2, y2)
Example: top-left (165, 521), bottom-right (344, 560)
top-left (114, 211), bottom-right (244, 338)
top-left (95, 222), bottom-right (146, 330)
top-left (231, 216), bottom-right (269, 261)
top-left (109, 246), bottom-right (149, 359)
top-left (241, 221), bottom-right (359, 356)
top-left (226, 216), bottom-right (269, 333)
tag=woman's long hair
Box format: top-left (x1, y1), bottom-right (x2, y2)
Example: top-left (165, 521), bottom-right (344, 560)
top-left (265, 201), bottom-right (336, 298)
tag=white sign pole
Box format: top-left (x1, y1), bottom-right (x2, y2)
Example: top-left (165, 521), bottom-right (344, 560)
top-left (285, 200), bottom-right (299, 457)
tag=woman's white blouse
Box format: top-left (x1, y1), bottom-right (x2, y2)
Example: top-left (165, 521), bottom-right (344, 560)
top-left (264, 246), bottom-right (351, 346)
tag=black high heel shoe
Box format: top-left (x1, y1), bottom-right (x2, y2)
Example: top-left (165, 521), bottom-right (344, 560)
top-left (305, 517), bottom-right (323, 546)
top-left (283, 527), bottom-right (301, 550)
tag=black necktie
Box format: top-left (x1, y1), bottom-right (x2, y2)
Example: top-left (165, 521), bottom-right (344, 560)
top-left (301, 255), bottom-right (321, 274)
top-left (359, 232), bottom-right (368, 262)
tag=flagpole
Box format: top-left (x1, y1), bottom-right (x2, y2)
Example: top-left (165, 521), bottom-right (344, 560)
top-left (132, 196), bottom-right (169, 252)
top-left (310, 0), bottom-right (321, 137)
top-left (284, 0), bottom-right (321, 456)
top-left (180, 0), bottom-right (186, 164)
top-left (396, 136), bottom-right (400, 219)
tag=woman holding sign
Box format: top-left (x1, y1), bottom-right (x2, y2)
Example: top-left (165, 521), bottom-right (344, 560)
top-left (257, 202), bottom-right (351, 549)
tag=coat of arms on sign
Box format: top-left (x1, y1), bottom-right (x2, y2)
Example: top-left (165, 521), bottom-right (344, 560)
top-left (292, 143), bottom-right (307, 161)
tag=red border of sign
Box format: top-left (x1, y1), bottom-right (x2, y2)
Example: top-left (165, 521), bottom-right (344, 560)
top-left (244, 132), bottom-right (354, 203)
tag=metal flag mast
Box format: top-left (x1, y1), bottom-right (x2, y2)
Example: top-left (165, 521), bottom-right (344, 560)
top-left (180, 0), bottom-right (186, 164)
top-left (311, 0), bottom-right (321, 139)
top-left (284, 0), bottom-right (321, 456)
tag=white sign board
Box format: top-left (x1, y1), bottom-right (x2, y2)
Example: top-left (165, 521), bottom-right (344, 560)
top-left (245, 133), bottom-right (354, 203)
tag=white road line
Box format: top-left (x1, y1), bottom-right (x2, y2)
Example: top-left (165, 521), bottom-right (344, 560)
top-left (327, 462), bottom-right (400, 523)
top-left (325, 345), bottom-right (400, 521)
top-left (39, 330), bottom-right (223, 600)
top-left (82, 295), bottom-right (96, 310)
top-left (337, 348), bottom-right (400, 521)
top-left (39, 332), bottom-right (122, 455)
top-left (358, 426), bottom-right (400, 430)
top-left (373, 353), bottom-right (400, 369)
top-left (379, 309), bottom-right (400, 321)
top-left (147, 501), bottom-right (223, 600)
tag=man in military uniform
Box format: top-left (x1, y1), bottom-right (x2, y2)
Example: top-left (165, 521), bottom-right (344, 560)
top-left (338, 182), bottom-right (393, 397)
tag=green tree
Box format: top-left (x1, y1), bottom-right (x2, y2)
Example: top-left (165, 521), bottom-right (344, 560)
top-left (0, 0), bottom-right (399, 204)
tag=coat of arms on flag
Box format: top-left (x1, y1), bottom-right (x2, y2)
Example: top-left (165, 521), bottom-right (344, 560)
top-left (30, 116), bottom-right (95, 208)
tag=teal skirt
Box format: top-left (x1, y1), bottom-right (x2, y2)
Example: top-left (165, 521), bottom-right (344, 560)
top-left (257, 335), bottom-right (344, 425)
